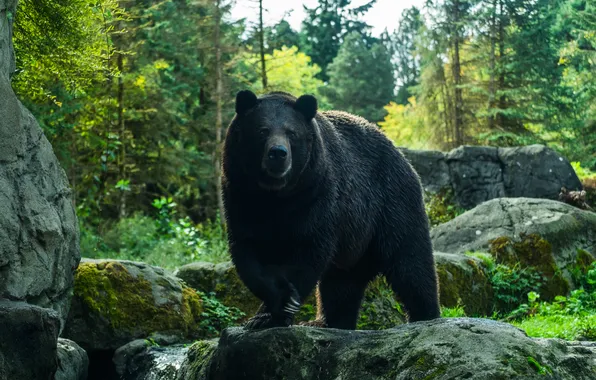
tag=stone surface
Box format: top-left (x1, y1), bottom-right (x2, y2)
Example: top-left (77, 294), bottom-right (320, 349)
top-left (55, 338), bottom-right (89, 380)
top-left (0, 0), bottom-right (17, 79)
top-left (62, 259), bottom-right (204, 353)
top-left (116, 318), bottom-right (596, 380)
top-left (400, 145), bottom-right (583, 209)
top-left (0, 300), bottom-right (61, 380)
top-left (0, 0), bottom-right (80, 330)
top-left (431, 198), bottom-right (596, 268)
top-left (434, 252), bottom-right (494, 315)
top-left (114, 339), bottom-right (191, 380)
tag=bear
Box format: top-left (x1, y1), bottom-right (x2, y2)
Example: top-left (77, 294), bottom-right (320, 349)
top-left (221, 90), bottom-right (440, 330)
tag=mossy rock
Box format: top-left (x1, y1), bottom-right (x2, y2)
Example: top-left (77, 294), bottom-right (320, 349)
top-left (176, 262), bottom-right (261, 323)
top-left (489, 233), bottom-right (570, 300)
top-left (177, 340), bottom-right (218, 379)
top-left (431, 198), bottom-right (596, 273)
top-left (62, 259), bottom-right (205, 352)
top-left (434, 252), bottom-right (494, 316)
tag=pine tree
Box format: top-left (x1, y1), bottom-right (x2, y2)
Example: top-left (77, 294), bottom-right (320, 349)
top-left (301, 0), bottom-right (377, 81)
top-left (390, 6), bottom-right (424, 104)
top-left (323, 32), bottom-right (394, 122)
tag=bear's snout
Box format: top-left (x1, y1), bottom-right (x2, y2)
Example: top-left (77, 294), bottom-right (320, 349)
top-left (262, 137), bottom-right (292, 180)
top-left (268, 145), bottom-right (288, 161)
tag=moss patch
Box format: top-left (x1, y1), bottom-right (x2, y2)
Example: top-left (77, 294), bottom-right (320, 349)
top-left (73, 261), bottom-right (203, 337)
top-left (180, 340), bottom-right (218, 379)
top-left (436, 257), bottom-right (494, 316)
top-left (489, 233), bottom-right (570, 300)
top-left (402, 353), bottom-right (448, 380)
top-left (424, 188), bottom-right (465, 227)
top-left (356, 277), bottom-right (406, 329)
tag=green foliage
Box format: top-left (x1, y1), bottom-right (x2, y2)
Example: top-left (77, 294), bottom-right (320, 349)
top-left (423, 188), bottom-right (465, 227)
top-left (83, 198), bottom-right (230, 268)
top-left (12, 0), bottom-right (120, 98)
top-left (301, 0), bottom-right (378, 81)
top-left (199, 292), bottom-right (245, 337)
top-left (508, 262), bottom-right (596, 340)
top-left (379, 97), bottom-right (431, 149)
top-left (235, 45), bottom-right (327, 102)
top-left (388, 7), bottom-right (423, 104)
top-left (244, 20), bottom-right (301, 54)
top-left (489, 263), bottom-right (544, 314)
top-left (441, 305), bottom-right (467, 318)
top-left (323, 32), bottom-right (395, 122)
top-left (571, 161), bottom-right (596, 181)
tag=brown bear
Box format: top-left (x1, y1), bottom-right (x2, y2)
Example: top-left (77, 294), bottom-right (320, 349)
top-left (222, 90), bottom-right (440, 330)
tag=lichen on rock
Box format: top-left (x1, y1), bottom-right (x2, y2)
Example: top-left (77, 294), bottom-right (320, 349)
top-left (63, 259), bottom-right (204, 352)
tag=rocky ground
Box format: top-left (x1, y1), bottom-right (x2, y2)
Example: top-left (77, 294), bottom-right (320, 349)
top-left (115, 318), bottom-right (596, 380)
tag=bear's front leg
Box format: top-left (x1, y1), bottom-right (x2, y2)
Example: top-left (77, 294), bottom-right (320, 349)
top-left (230, 244), bottom-right (302, 330)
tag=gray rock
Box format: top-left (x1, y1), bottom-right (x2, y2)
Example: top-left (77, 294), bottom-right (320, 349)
top-left (0, 0), bottom-right (80, 331)
top-left (431, 198), bottom-right (596, 270)
top-left (0, 300), bottom-right (61, 380)
top-left (399, 148), bottom-right (451, 192)
top-left (55, 339), bottom-right (89, 380)
top-left (115, 319), bottom-right (596, 380)
top-left (0, 1), bottom-right (16, 79)
top-left (114, 340), bottom-right (191, 380)
top-left (400, 145), bottom-right (582, 209)
top-left (446, 146), bottom-right (506, 208)
top-left (62, 259), bottom-right (205, 353)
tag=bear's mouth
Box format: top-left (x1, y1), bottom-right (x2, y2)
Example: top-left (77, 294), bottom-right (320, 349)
top-left (258, 170), bottom-right (290, 191)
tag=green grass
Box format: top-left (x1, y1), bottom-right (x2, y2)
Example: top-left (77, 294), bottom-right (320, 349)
top-left (512, 314), bottom-right (596, 340)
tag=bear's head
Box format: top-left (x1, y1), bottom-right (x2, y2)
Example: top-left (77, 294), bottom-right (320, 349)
top-left (229, 90), bottom-right (319, 192)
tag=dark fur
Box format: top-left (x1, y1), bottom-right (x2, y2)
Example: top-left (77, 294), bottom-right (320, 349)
top-left (222, 90), bottom-right (440, 330)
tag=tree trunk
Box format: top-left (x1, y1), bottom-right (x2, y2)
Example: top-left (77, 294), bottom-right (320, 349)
top-left (497, 0), bottom-right (505, 128)
top-left (452, 0), bottom-right (464, 147)
top-left (214, 0), bottom-right (225, 224)
top-left (488, 0), bottom-right (497, 129)
top-left (117, 53), bottom-right (126, 219)
top-left (259, 0), bottom-right (268, 89)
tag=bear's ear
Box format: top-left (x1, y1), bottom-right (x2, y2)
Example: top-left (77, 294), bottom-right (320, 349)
top-left (295, 94), bottom-right (318, 121)
top-left (235, 90), bottom-right (258, 115)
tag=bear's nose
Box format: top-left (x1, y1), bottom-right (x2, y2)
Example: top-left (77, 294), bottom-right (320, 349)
top-left (268, 145), bottom-right (288, 160)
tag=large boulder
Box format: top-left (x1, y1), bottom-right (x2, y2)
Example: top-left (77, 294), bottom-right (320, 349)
top-left (0, 300), bottom-right (61, 379)
top-left (62, 259), bottom-right (205, 353)
top-left (115, 318), bottom-right (596, 380)
top-left (0, 0), bottom-right (80, 330)
top-left (431, 198), bottom-right (596, 265)
top-left (113, 339), bottom-right (192, 380)
top-left (432, 198), bottom-right (596, 299)
top-left (400, 145), bottom-right (582, 209)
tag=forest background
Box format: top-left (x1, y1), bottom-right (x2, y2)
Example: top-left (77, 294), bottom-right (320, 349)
top-left (10, 0), bottom-right (596, 267)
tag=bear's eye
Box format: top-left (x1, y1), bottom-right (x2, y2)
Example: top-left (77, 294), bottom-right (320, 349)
top-left (287, 131), bottom-right (297, 138)
top-left (258, 128), bottom-right (269, 137)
